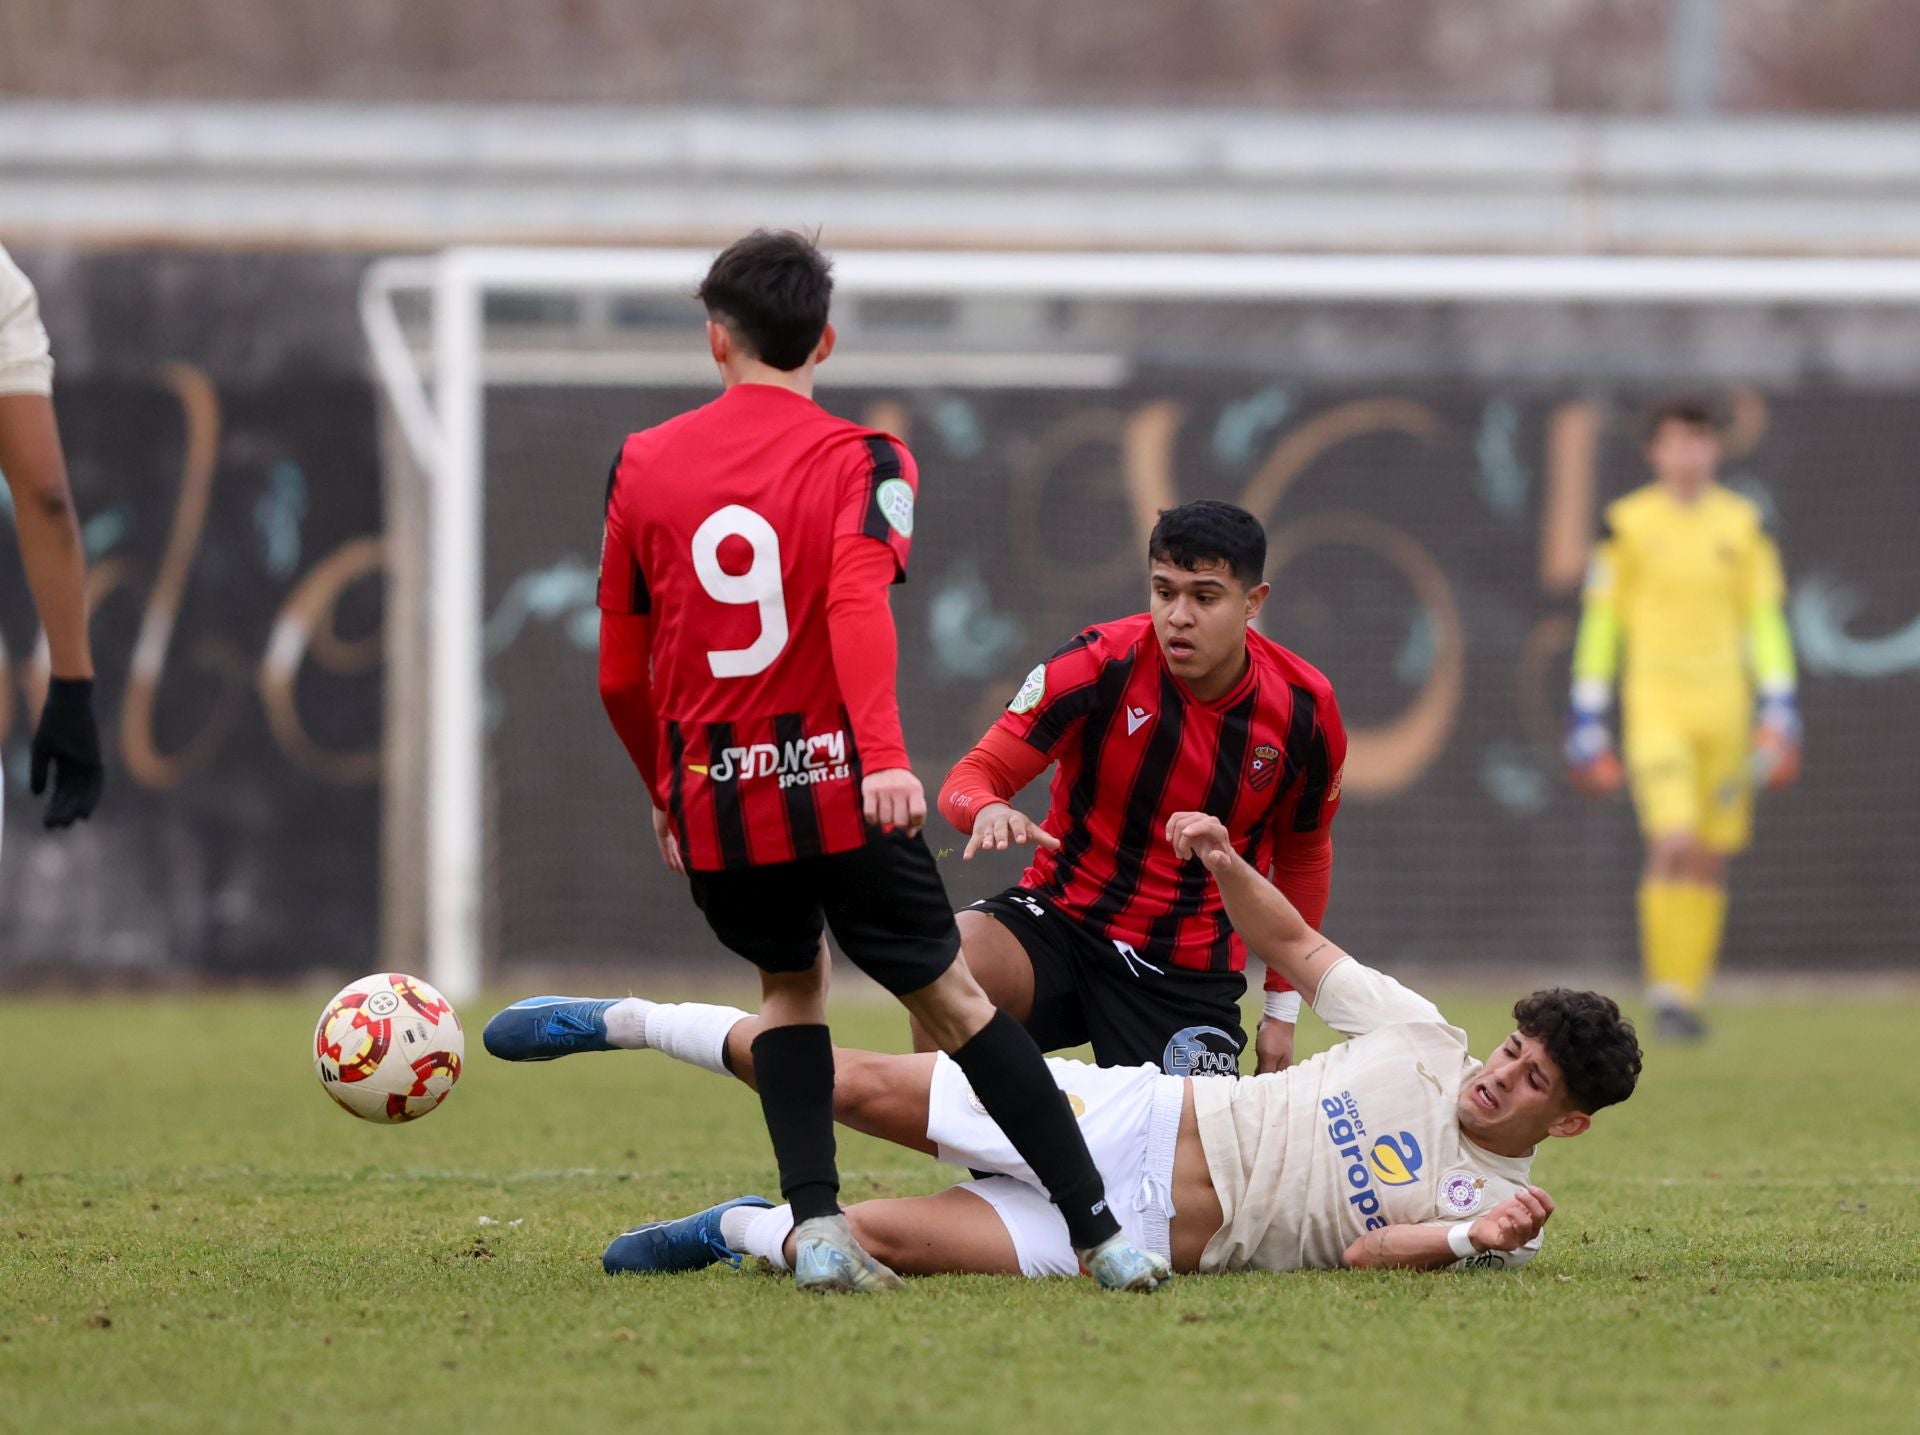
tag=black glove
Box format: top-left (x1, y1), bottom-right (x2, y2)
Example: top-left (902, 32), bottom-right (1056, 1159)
top-left (31, 677), bottom-right (104, 829)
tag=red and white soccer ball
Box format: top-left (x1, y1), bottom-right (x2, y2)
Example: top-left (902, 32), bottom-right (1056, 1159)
top-left (313, 973), bottom-right (465, 1123)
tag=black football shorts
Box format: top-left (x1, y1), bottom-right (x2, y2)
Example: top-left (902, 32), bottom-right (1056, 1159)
top-left (967, 886), bottom-right (1247, 1076)
top-left (687, 829), bottom-right (961, 997)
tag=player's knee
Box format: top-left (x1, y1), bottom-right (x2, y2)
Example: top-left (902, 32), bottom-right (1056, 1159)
top-left (760, 952), bottom-right (830, 1023)
top-left (954, 910), bottom-right (1036, 1018)
top-left (1645, 834), bottom-right (1692, 878)
top-left (845, 1201), bottom-right (911, 1268)
top-left (899, 963), bottom-right (994, 1051)
top-left (1689, 850), bottom-right (1728, 886)
top-left (832, 1053), bottom-right (882, 1119)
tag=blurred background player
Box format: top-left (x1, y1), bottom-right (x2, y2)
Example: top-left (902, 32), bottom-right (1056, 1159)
top-left (0, 240), bottom-right (103, 865)
top-left (485, 230), bottom-right (1168, 1293)
top-left (1565, 400), bottom-right (1801, 1042)
top-left (937, 500), bottom-right (1343, 1076)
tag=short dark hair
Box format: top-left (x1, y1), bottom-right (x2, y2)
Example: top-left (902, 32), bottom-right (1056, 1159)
top-left (1147, 500), bottom-right (1266, 588)
top-left (697, 230), bottom-right (833, 371)
top-left (1643, 397), bottom-right (1719, 443)
top-left (1514, 989), bottom-right (1642, 1114)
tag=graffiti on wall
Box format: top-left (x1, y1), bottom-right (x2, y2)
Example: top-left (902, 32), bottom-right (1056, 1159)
top-left (481, 377), bottom-right (1920, 973)
top-left (0, 363), bottom-right (383, 971)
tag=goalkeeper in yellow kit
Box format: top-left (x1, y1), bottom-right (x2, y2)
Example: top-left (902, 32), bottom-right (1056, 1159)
top-left (1565, 400), bottom-right (1801, 1042)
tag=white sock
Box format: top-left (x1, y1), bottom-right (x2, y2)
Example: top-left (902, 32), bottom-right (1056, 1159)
top-left (602, 998), bottom-right (656, 1048)
top-left (740, 1204), bottom-right (796, 1272)
top-left (718, 1203), bottom-right (761, 1254)
top-left (642, 1002), bottom-right (747, 1076)
top-left (600, 998), bottom-right (744, 1073)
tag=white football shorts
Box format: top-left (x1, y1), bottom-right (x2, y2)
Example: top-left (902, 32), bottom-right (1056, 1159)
top-left (925, 1052), bottom-right (1184, 1278)
top-left (0, 244), bottom-right (55, 397)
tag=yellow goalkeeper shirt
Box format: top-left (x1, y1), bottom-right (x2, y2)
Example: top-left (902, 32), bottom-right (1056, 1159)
top-left (1574, 482), bottom-right (1793, 702)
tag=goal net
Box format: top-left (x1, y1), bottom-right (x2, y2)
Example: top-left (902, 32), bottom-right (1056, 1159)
top-left (364, 251), bottom-right (1920, 1002)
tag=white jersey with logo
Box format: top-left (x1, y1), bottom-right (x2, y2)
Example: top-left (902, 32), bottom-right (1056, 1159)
top-left (1192, 957), bottom-right (1541, 1273)
top-left (0, 242), bottom-right (55, 397)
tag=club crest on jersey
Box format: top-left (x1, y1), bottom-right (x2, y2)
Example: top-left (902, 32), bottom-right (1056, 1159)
top-left (875, 477), bottom-right (915, 537)
top-left (1442, 1171), bottom-right (1488, 1214)
top-left (1248, 743), bottom-right (1282, 791)
top-left (1009, 663), bottom-right (1047, 715)
top-left (689, 731), bottom-right (851, 789)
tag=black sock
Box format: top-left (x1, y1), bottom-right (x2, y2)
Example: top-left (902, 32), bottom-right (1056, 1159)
top-left (750, 1025), bottom-right (840, 1222)
top-left (949, 1011), bottom-right (1120, 1250)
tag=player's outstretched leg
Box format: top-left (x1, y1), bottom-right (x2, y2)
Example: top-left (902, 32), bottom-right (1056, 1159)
top-left (482, 995), bottom-right (740, 1066)
top-left (904, 964), bottom-right (1169, 1293)
top-left (600, 1014), bottom-right (1170, 1289)
top-left (603, 1195), bottom-right (771, 1274)
top-left (481, 996), bottom-right (618, 1061)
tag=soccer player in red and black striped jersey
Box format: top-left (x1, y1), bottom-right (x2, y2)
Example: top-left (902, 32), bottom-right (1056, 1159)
top-left (484, 231), bottom-right (1169, 1294)
top-left (936, 501), bottom-right (1345, 1078)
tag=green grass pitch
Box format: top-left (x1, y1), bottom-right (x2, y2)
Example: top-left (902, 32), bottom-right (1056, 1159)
top-left (2, 987), bottom-right (1915, 1434)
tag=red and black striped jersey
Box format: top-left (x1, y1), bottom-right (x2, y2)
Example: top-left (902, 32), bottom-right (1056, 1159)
top-left (995, 615), bottom-right (1345, 974)
top-left (597, 383), bottom-right (916, 871)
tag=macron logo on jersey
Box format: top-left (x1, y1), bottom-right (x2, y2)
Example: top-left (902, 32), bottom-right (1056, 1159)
top-left (1125, 706), bottom-right (1153, 736)
top-left (691, 731), bottom-right (851, 789)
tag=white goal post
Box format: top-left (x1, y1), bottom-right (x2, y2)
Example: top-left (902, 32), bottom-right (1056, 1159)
top-left (360, 248), bottom-right (1920, 1003)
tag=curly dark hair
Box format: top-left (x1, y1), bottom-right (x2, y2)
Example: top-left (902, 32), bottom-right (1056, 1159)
top-left (1513, 989), bottom-right (1642, 1114)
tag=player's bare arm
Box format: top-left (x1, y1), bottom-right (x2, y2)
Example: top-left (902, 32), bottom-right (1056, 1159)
top-left (1341, 1186), bottom-right (1555, 1271)
top-left (0, 392), bottom-right (90, 680)
top-left (1165, 810), bottom-right (1348, 1002)
top-left (0, 380), bottom-right (104, 828)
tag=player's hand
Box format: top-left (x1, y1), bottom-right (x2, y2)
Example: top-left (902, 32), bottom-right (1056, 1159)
top-left (963, 802), bottom-right (1060, 860)
top-left (863, 768), bottom-right (927, 837)
top-left (651, 805), bottom-right (685, 875)
top-left (1467, 1185), bottom-right (1555, 1253)
top-left (1254, 1018), bottom-right (1295, 1074)
top-left (1752, 695), bottom-right (1802, 791)
top-left (1166, 811), bottom-right (1234, 871)
top-left (30, 677), bottom-right (104, 829)
top-left (1564, 709), bottom-right (1623, 797)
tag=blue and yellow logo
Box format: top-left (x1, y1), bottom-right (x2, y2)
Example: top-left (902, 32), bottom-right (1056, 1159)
top-left (1367, 1133), bottom-right (1425, 1187)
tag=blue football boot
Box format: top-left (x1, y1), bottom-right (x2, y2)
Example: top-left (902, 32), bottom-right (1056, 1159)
top-left (602, 1196), bottom-right (773, 1275)
top-left (482, 996), bottom-right (618, 1062)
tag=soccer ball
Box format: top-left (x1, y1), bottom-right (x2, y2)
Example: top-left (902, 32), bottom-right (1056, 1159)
top-left (313, 973), bottom-right (465, 1123)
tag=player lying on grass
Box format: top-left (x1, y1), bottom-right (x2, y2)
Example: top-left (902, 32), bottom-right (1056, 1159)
top-left (590, 811), bottom-right (1642, 1280)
